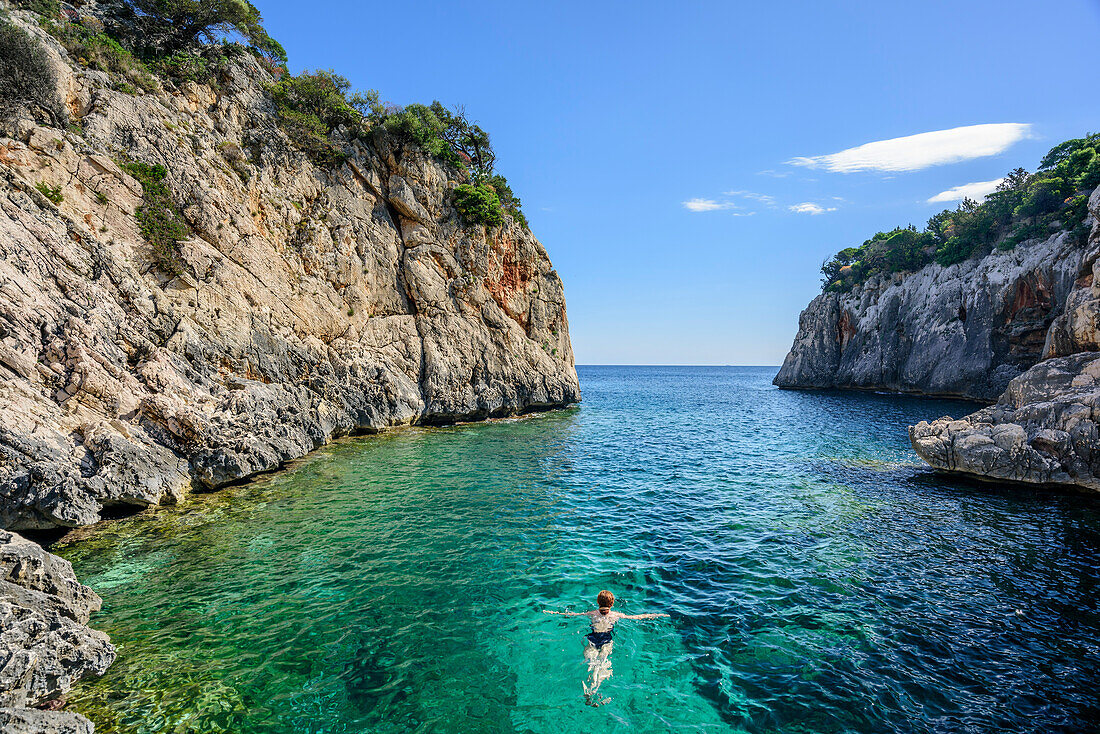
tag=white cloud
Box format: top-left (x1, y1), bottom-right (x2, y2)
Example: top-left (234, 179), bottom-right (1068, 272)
top-left (682, 198), bottom-right (738, 212)
top-left (789, 202), bottom-right (837, 215)
top-left (725, 190), bottom-right (777, 207)
top-left (927, 178), bottom-right (1004, 204)
top-left (788, 123), bottom-right (1032, 173)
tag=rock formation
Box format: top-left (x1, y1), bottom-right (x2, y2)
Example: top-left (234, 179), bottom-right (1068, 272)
top-left (779, 160), bottom-right (1100, 490)
top-left (773, 228), bottom-right (1087, 401)
top-left (0, 11), bottom-right (579, 533)
top-left (0, 4), bottom-right (579, 728)
top-left (910, 352), bottom-right (1100, 489)
top-left (908, 186), bottom-right (1100, 489)
top-left (1, 529), bottom-right (114, 732)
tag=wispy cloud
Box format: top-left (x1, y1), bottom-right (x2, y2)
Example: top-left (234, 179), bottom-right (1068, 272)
top-left (789, 202), bottom-right (837, 215)
top-left (682, 198), bottom-right (739, 212)
top-left (725, 190), bottom-right (777, 207)
top-left (788, 123), bottom-right (1032, 173)
top-left (927, 178), bottom-right (1004, 204)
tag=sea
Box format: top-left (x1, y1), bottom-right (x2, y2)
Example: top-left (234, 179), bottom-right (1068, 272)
top-left (59, 366), bottom-right (1100, 733)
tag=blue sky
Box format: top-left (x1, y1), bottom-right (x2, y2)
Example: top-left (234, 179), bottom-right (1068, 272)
top-left (259, 0), bottom-right (1100, 365)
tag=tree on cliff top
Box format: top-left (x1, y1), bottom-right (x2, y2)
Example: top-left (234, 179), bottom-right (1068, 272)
top-left (107, 0), bottom-right (285, 61)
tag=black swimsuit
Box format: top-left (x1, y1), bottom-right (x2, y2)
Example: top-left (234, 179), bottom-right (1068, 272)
top-left (586, 631), bottom-right (613, 649)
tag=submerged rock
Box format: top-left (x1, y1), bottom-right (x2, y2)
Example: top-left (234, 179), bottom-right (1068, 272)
top-left (0, 530), bottom-right (114, 730)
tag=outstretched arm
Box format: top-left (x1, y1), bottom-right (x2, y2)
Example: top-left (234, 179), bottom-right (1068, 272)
top-left (620, 613), bottom-right (670, 620)
top-left (543, 610), bottom-right (590, 617)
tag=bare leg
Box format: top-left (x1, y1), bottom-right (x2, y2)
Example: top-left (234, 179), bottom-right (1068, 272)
top-left (582, 641), bottom-right (613, 705)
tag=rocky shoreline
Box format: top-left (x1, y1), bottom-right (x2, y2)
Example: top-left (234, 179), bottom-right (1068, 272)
top-left (1, 530), bottom-right (113, 734)
top-left (778, 183), bottom-right (1100, 491)
top-left (0, 3), bottom-right (579, 729)
top-left (911, 352), bottom-right (1100, 490)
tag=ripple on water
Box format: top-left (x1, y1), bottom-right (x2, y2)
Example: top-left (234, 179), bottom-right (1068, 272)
top-left (58, 367), bottom-right (1100, 733)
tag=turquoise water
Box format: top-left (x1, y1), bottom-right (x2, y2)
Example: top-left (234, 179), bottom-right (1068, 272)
top-left (60, 366), bottom-right (1100, 733)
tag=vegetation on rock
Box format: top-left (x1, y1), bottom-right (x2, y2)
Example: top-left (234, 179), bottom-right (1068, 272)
top-left (46, 18), bottom-right (158, 93)
top-left (105, 0), bottom-right (285, 63)
top-left (34, 180), bottom-right (62, 204)
top-left (821, 134), bottom-right (1100, 292)
top-left (453, 183), bottom-right (504, 227)
top-left (0, 16), bottom-right (65, 124)
top-left (13, 0), bottom-right (529, 228)
top-left (121, 161), bottom-right (189, 276)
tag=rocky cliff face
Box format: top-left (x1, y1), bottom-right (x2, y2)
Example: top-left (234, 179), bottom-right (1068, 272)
top-left (774, 222), bottom-right (1091, 401)
top-left (0, 13), bottom-right (579, 534)
top-left (779, 175), bottom-right (1100, 490)
top-left (0, 5), bottom-right (579, 727)
top-left (1, 529), bottom-right (114, 733)
top-left (908, 188), bottom-right (1100, 490)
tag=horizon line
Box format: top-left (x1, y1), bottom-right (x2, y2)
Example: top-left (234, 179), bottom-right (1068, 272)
top-left (576, 364), bottom-right (781, 368)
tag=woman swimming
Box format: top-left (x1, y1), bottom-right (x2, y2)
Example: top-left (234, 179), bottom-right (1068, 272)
top-left (545, 590), bottom-right (669, 705)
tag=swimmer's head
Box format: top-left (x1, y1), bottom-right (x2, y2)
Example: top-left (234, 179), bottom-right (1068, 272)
top-left (597, 590), bottom-right (614, 613)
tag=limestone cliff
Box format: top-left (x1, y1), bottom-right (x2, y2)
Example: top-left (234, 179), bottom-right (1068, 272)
top-left (1, 529), bottom-right (114, 734)
top-left (909, 187), bottom-right (1100, 489)
top-left (0, 12), bottom-right (579, 534)
top-left (773, 223), bottom-right (1091, 401)
top-left (778, 163), bottom-right (1100, 490)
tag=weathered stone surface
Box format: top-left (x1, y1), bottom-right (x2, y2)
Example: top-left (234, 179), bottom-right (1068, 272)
top-left (774, 229), bottom-right (1087, 401)
top-left (0, 12), bottom-right (579, 531)
top-left (0, 530), bottom-right (101, 624)
top-left (1042, 186), bottom-right (1100, 359)
top-left (0, 708), bottom-right (93, 734)
top-left (910, 352), bottom-right (1100, 489)
top-left (0, 530), bottom-right (113, 731)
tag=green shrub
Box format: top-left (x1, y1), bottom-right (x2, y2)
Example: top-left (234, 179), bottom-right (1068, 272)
top-left (0, 19), bottom-right (65, 125)
top-left (998, 221), bottom-right (1048, 251)
top-left (487, 174), bottom-right (528, 229)
top-left (48, 22), bottom-right (157, 92)
top-left (453, 183), bottom-right (503, 227)
top-left (820, 133), bottom-right (1100, 291)
top-left (269, 70), bottom-right (376, 165)
top-left (156, 51), bottom-right (211, 83)
top-left (383, 103), bottom-right (450, 157)
top-left (121, 161), bottom-right (189, 276)
top-left (275, 108), bottom-right (347, 166)
top-left (1075, 153), bottom-right (1100, 191)
top-left (12, 0), bottom-right (60, 18)
top-left (271, 70), bottom-right (363, 129)
top-left (35, 181), bottom-right (63, 204)
top-left (1015, 177), bottom-right (1069, 219)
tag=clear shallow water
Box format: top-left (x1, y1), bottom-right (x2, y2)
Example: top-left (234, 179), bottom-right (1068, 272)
top-left (59, 366), bottom-right (1100, 733)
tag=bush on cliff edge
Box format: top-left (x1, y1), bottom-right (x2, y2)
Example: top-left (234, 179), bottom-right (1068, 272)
top-left (821, 133), bottom-right (1100, 293)
top-left (0, 18), bottom-right (65, 125)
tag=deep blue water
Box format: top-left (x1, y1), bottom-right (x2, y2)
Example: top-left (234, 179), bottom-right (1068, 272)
top-left (61, 366), bottom-right (1100, 733)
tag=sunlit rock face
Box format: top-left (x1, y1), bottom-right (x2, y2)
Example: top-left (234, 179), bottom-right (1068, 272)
top-left (774, 227), bottom-right (1088, 402)
top-left (0, 14), bottom-right (579, 532)
top-left (910, 352), bottom-right (1100, 491)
